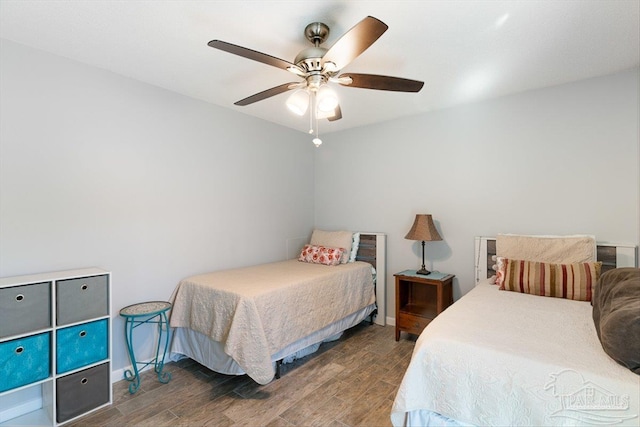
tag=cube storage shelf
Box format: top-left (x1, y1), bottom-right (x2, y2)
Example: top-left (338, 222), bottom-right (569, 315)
top-left (0, 268), bottom-right (112, 426)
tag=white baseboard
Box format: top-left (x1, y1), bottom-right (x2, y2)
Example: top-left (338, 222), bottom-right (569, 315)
top-left (386, 316), bottom-right (395, 326)
top-left (111, 360), bottom-right (155, 385)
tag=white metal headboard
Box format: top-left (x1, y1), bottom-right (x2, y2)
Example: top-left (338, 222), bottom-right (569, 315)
top-left (474, 236), bottom-right (637, 283)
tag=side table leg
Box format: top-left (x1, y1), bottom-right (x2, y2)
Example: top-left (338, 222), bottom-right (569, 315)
top-left (123, 318), bottom-right (141, 394)
top-left (154, 311), bottom-right (172, 384)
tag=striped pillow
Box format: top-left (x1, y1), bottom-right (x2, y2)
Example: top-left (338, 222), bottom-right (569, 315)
top-left (499, 258), bottom-right (602, 301)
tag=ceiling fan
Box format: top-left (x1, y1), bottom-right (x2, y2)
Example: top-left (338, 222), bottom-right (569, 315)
top-left (208, 16), bottom-right (423, 145)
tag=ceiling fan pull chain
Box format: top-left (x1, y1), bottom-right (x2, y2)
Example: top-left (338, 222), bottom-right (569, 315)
top-left (309, 91), bottom-right (316, 134)
top-left (315, 111), bottom-right (319, 138)
top-left (312, 91), bottom-right (322, 147)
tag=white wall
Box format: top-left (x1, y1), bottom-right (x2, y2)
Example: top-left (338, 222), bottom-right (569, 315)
top-left (2, 38), bottom-right (638, 369)
top-left (315, 68), bottom-right (640, 319)
top-left (0, 39), bottom-right (316, 371)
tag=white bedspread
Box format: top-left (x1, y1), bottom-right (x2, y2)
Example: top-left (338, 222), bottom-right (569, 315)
top-left (169, 259), bottom-right (374, 384)
top-left (391, 281), bottom-right (640, 426)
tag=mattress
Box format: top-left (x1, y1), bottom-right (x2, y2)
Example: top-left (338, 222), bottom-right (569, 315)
top-left (169, 259), bottom-right (375, 384)
top-left (391, 280), bottom-right (640, 426)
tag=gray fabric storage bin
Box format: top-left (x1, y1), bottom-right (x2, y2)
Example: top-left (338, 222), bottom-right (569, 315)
top-left (0, 282), bottom-right (51, 338)
top-left (56, 275), bottom-right (109, 325)
top-left (56, 362), bottom-right (110, 423)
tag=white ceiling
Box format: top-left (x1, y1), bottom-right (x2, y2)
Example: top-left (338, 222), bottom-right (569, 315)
top-left (1, 0), bottom-right (638, 135)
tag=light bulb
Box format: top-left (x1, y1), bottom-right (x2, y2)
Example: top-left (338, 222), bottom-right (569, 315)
top-left (312, 137), bottom-right (322, 147)
top-left (286, 90), bottom-right (309, 116)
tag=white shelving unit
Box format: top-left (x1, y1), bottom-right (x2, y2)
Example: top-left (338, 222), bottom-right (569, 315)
top-left (0, 268), bottom-right (112, 426)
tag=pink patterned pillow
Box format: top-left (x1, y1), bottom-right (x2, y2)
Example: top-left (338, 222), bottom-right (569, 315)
top-left (298, 245), bottom-right (344, 266)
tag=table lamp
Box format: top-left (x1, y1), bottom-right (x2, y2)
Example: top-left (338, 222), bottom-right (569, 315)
top-left (404, 214), bottom-right (442, 275)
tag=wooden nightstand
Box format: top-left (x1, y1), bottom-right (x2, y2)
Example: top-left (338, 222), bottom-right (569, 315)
top-left (394, 270), bottom-right (454, 341)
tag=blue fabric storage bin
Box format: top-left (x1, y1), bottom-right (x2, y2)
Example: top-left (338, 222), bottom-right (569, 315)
top-left (56, 319), bottom-right (108, 374)
top-left (0, 332), bottom-right (51, 392)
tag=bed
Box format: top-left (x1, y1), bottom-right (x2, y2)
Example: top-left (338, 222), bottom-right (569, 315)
top-left (391, 235), bottom-right (639, 427)
top-left (168, 231), bottom-right (386, 385)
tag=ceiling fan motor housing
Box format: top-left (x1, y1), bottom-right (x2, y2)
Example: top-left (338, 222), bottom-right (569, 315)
top-left (294, 46), bottom-right (328, 73)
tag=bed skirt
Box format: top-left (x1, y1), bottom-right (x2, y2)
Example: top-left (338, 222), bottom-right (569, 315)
top-left (169, 303), bottom-right (376, 377)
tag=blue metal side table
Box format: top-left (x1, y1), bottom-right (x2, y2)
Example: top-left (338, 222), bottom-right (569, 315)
top-left (119, 301), bottom-right (172, 393)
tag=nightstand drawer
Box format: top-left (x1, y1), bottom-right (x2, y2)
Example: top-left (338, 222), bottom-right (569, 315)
top-left (397, 312), bottom-right (431, 336)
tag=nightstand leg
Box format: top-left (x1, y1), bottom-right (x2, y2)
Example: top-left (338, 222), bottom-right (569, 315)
top-left (395, 327), bottom-right (400, 341)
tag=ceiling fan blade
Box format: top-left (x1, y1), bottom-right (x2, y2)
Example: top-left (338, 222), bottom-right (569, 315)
top-left (337, 73), bottom-right (424, 92)
top-left (322, 16), bottom-right (388, 71)
top-left (327, 105), bottom-right (342, 122)
top-left (208, 40), bottom-right (302, 73)
top-left (234, 82), bottom-right (298, 106)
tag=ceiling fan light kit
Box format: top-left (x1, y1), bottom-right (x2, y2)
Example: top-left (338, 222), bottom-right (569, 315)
top-left (208, 16), bottom-right (424, 146)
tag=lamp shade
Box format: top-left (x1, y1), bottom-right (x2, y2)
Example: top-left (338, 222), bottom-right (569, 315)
top-left (286, 90), bottom-right (309, 116)
top-left (404, 214), bottom-right (442, 242)
top-left (316, 85), bottom-right (339, 112)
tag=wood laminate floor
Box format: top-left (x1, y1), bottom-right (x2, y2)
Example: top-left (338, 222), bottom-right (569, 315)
top-left (69, 323), bottom-right (416, 427)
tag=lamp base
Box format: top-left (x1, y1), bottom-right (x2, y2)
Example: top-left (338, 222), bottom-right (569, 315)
top-left (416, 267), bottom-right (431, 275)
